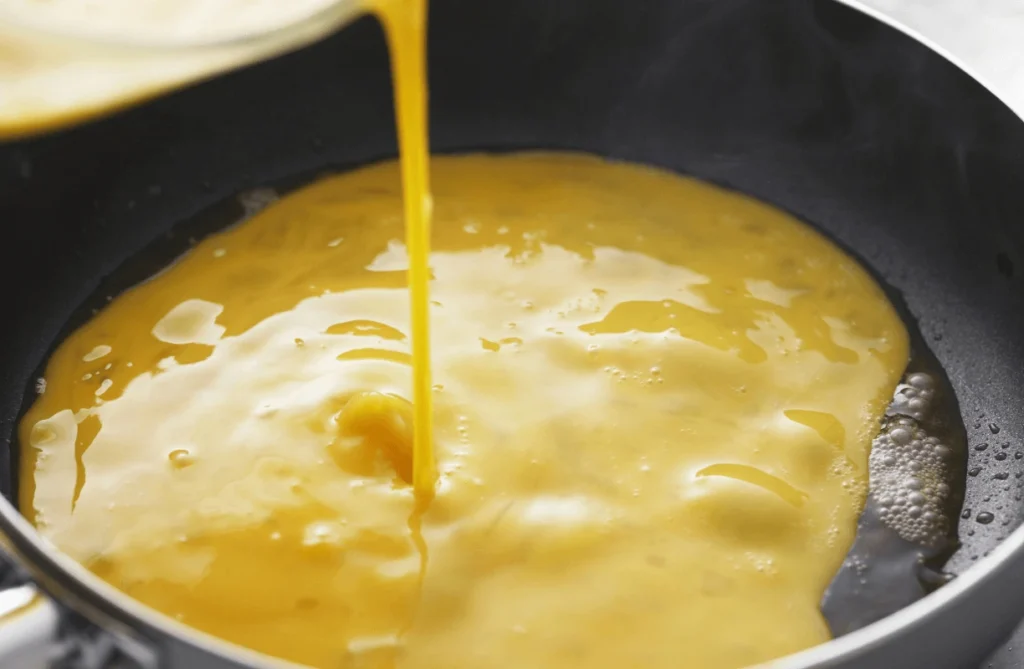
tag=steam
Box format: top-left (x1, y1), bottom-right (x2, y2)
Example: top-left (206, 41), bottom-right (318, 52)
top-left (594, 0), bottom-right (1005, 202)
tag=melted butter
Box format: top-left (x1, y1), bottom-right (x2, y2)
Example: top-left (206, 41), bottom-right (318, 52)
top-left (21, 152), bottom-right (909, 669)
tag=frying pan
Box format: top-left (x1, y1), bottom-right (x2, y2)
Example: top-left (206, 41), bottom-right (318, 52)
top-left (0, 0), bottom-right (1023, 667)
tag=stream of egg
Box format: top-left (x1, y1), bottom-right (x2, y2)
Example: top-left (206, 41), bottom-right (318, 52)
top-left (372, 0), bottom-right (437, 497)
top-left (7, 0), bottom-right (912, 668)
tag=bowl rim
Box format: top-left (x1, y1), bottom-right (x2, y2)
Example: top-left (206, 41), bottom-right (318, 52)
top-left (0, 0), bottom-right (360, 52)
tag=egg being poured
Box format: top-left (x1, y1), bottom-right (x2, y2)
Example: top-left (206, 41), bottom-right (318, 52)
top-left (21, 152), bottom-right (908, 669)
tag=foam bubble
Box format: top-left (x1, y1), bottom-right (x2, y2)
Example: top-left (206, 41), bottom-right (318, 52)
top-left (888, 373), bottom-right (935, 421)
top-left (870, 372), bottom-right (956, 546)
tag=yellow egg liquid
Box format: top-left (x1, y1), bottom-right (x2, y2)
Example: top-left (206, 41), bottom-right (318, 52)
top-left (21, 152), bottom-right (909, 669)
top-left (371, 0), bottom-right (437, 496)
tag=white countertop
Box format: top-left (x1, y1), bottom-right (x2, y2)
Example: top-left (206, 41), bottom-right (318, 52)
top-left (846, 0), bottom-right (1024, 117)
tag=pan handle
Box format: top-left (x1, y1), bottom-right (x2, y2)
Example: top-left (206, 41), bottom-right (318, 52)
top-left (0, 582), bottom-right (60, 668)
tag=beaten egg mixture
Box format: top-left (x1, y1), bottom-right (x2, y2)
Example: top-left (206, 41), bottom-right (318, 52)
top-left (22, 153), bottom-right (908, 669)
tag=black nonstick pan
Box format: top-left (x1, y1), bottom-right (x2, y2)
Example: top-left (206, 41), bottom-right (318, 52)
top-left (1, 0), bottom-right (1024, 667)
